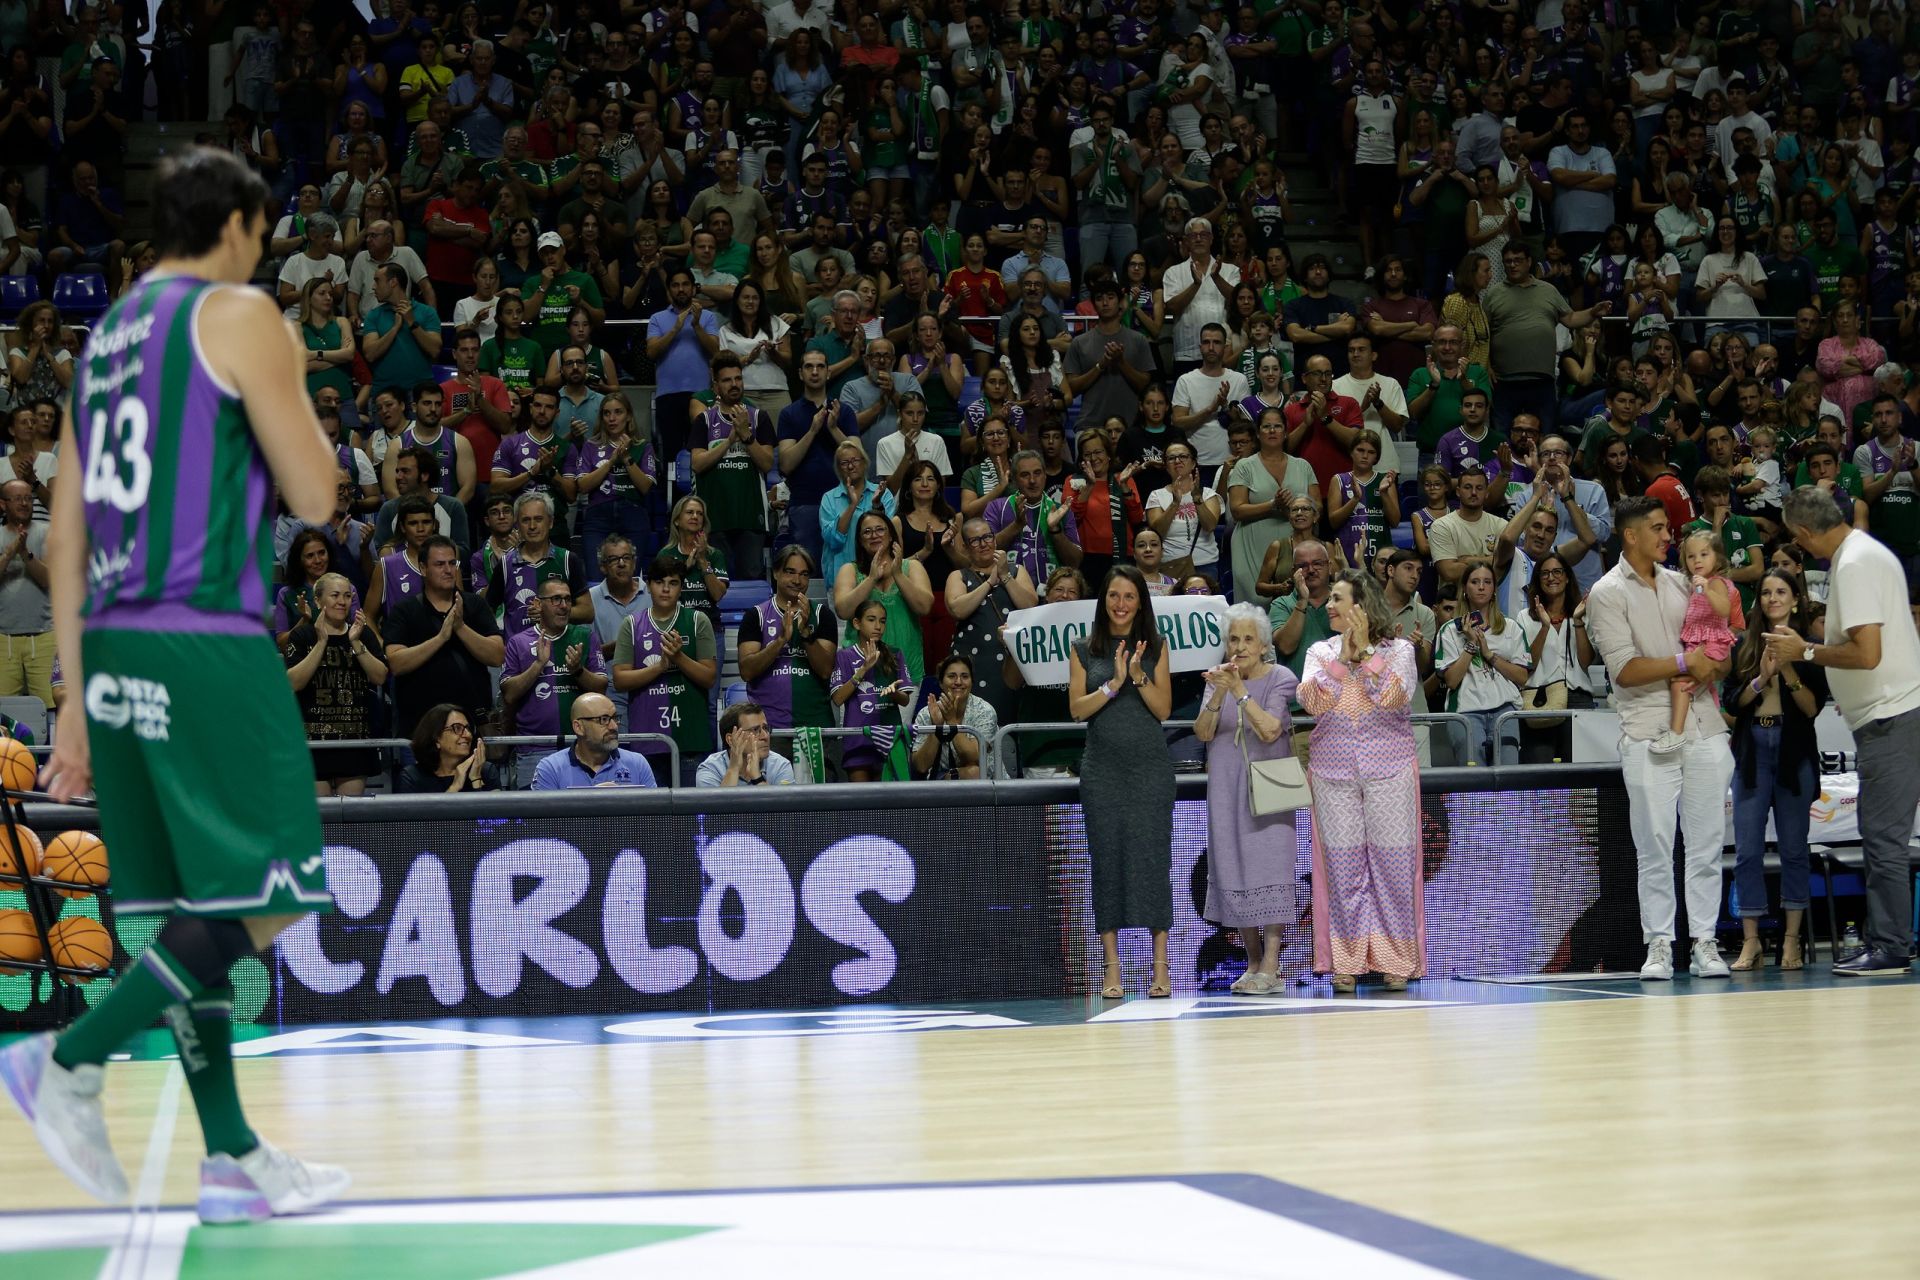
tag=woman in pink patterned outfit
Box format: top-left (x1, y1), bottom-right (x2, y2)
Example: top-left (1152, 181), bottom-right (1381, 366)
top-left (1298, 571), bottom-right (1425, 992)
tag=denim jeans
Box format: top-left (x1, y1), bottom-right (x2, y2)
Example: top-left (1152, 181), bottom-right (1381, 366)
top-left (1729, 722), bottom-right (1814, 918)
top-left (1078, 219), bottom-right (1139, 275)
top-left (580, 501), bottom-right (651, 585)
top-left (1461, 707), bottom-right (1519, 766)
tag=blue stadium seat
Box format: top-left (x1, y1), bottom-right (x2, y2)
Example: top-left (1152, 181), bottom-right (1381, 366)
top-left (726, 579), bottom-right (774, 616)
top-left (957, 375), bottom-right (983, 414)
top-left (430, 364), bottom-right (458, 384)
top-left (50, 272), bottom-right (110, 324)
top-left (0, 275), bottom-right (40, 322)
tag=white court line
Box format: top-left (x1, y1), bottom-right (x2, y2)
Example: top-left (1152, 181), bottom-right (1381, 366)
top-left (101, 1062), bottom-right (181, 1280)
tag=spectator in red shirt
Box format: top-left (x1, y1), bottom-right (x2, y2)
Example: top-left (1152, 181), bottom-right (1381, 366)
top-left (1283, 354), bottom-right (1367, 498)
top-left (423, 163), bottom-right (492, 319)
top-left (1633, 433), bottom-right (1695, 560)
top-left (439, 328), bottom-right (513, 479)
top-left (941, 232), bottom-right (1010, 374)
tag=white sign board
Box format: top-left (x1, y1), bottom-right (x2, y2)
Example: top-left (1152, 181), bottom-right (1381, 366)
top-left (1003, 595), bottom-right (1230, 688)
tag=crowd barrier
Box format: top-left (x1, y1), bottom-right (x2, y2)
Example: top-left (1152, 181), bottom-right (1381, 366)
top-left (2, 763), bottom-right (1708, 1030)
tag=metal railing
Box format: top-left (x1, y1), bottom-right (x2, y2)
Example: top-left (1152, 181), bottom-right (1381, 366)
top-left (990, 712), bottom-right (1479, 779)
top-left (767, 723), bottom-right (987, 780)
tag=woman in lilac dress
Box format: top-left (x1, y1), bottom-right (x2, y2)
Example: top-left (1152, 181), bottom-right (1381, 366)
top-left (1196, 603), bottom-right (1300, 996)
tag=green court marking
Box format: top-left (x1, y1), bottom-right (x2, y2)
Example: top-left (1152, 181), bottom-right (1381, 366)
top-left (2, 1247), bottom-right (113, 1279)
top-left (180, 1222), bottom-right (721, 1278)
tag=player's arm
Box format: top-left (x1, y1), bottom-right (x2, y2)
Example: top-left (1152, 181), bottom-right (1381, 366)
top-left (40, 403), bottom-right (90, 801)
top-left (210, 288), bottom-right (338, 523)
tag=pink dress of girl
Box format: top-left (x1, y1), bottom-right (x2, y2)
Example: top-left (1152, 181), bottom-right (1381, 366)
top-left (1679, 575), bottom-right (1743, 701)
top-left (1298, 636), bottom-right (1426, 980)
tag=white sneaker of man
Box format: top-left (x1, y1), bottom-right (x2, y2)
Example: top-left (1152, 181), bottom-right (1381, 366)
top-left (198, 1139), bottom-right (354, 1225)
top-left (0, 1031), bottom-right (131, 1204)
top-left (1691, 938), bottom-right (1732, 978)
top-left (1639, 938), bottom-right (1674, 980)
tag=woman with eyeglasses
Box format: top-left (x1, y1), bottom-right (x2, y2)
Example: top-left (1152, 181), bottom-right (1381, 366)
top-left (1144, 442), bottom-right (1223, 583)
top-left (834, 510), bottom-right (932, 687)
top-left (820, 437), bottom-right (898, 586)
top-left (1516, 551), bottom-right (1599, 764)
top-left (396, 703), bottom-right (499, 793)
top-left (1256, 494), bottom-right (1349, 597)
top-left (948, 515), bottom-right (1039, 726)
top-left (959, 366), bottom-right (1028, 460)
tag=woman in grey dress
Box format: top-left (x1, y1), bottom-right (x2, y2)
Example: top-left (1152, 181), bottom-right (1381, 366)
top-left (1195, 603), bottom-right (1300, 996)
top-left (1070, 565), bottom-right (1177, 1000)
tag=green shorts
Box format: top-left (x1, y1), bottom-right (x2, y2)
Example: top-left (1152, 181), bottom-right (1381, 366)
top-left (82, 627), bottom-right (331, 918)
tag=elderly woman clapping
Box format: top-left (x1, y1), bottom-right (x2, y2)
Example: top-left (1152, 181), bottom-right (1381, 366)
top-left (1196, 603), bottom-right (1301, 995)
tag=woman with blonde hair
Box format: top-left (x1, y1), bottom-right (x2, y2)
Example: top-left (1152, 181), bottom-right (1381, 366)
top-left (563, 392), bottom-right (657, 578)
top-left (1299, 571), bottom-right (1424, 992)
top-left (1442, 252), bottom-right (1494, 370)
top-left (5, 300), bottom-right (70, 404)
top-left (1197, 602), bottom-right (1300, 995)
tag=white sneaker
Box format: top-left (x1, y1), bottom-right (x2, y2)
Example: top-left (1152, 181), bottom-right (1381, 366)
top-left (1648, 731), bottom-right (1688, 755)
top-left (1640, 939), bottom-right (1674, 981)
top-left (0, 1031), bottom-right (130, 1205)
top-left (1691, 939), bottom-right (1732, 978)
top-left (199, 1138), bottom-right (352, 1224)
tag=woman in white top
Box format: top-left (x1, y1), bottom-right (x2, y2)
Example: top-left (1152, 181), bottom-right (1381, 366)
top-left (1435, 562), bottom-right (1531, 766)
top-left (1159, 32), bottom-right (1215, 152)
top-left (1517, 552), bottom-right (1600, 764)
top-left (1627, 39), bottom-right (1678, 159)
top-left (450, 255), bottom-right (504, 343)
top-left (1145, 440), bottom-right (1223, 579)
top-left (1466, 165), bottom-right (1520, 286)
top-left (1694, 216), bottom-right (1768, 339)
top-left (717, 279), bottom-right (795, 419)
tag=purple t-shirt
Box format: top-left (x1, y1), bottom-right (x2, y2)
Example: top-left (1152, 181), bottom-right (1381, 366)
top-left (494, 428), bottom-right (566, 478)
top-left (983, 495), bottom-right (1080, 583)
top-left (381, 550), bottom-right (427, 609)
top-left (832, 644), bottom-right (908, 735)
top-left (501, 623), bottom-right (607, 736)
top-left (1435, 427), bottom-right (1503, 486)
top-left (566, 438), bottom-right (658, 508)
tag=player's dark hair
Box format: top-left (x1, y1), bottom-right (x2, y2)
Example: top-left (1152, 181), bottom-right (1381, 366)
top-left (396, 494), bottom-right (436, 526)
top-left (1613, 494), bottom-right (1665, 531)
top-left (151, 147), bottom-right (273, 259)
top-left (645, 553), bottom-right (685, 583)
top-left (401, 445), bottom-right (442, 487)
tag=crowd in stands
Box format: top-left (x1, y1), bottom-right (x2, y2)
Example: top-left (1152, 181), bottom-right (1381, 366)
top-left (6, 0), bottom-right (1920, 790)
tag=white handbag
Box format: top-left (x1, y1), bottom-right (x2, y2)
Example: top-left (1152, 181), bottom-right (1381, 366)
top-left (1237, 708), bottom-right (1312, 816)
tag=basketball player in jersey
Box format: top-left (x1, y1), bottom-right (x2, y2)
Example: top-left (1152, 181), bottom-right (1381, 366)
top-left (0, 149), bottom-right (353, 1222)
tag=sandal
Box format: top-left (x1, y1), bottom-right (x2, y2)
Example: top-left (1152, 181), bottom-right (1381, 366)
top-left (1148, 962), bottom-right (1171, 998)
top-left (1781, 937), bottom-right (1804, 971)
top-left (1331, 973), bottom-right (1357, 993)
top-left (1382, 975), bottom-right (1408, 991)
top-left (1101, 963), bottom-right (1124, 999)
top-left (1730, 941), bottom-right (1766, 972)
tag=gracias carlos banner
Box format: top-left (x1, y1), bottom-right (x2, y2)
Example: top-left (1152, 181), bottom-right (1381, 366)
top-left (1004, 595), bottom-right (1229, 688)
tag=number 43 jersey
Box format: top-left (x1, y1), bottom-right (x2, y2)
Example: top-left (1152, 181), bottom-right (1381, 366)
top-left (75, 276), bottom-right (278, 624)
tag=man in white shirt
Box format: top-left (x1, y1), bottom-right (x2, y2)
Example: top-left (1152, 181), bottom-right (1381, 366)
top-left (1713, 79), bottom-right (1773, 180)
top-left (1584, 496), bottom-right (1735, 982)
top-left (1160, 217), bottom-right (1239, 373)
top-left (1171, 323), bottom-right (1250, 468)
top-left (1767, 485), bottom-right (1920, 976)
top-left (346, 221), bottom-right (432, 322)
top-left (1331, 334), bottom-right (1407, 460)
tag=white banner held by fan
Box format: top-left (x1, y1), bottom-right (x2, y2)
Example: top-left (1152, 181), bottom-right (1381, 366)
top-left (1004, 595), bottom-right (1229, 688)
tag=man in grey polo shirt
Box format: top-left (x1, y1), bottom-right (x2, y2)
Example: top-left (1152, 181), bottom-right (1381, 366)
top-left (1482, 241), bottom-right (1611, 436)
top-left (1767, 485), bottom-right (1920, 976)
top-left (1584, 495), bottom-right (1735, 982)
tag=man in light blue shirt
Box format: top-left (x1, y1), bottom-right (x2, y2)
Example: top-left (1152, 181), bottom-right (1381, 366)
top-left (1546, 109), bottom-right (1616, 258)
top-left (999, 215), bottom-right (1071, 316)
top-left (532, 693), bottom-right (659, 788)
top-left (696, 702), bottom-right (798, 785)
top-left (445, 40), bottom-right (516, 158)
top-left (1533, 432), bottom-right (1613, 593)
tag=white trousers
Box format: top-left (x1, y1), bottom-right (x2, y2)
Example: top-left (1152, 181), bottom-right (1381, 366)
top-left (1620, 736), bottom-right (1735, 943)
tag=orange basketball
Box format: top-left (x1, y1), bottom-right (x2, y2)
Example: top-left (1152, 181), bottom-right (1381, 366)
top-left (42, 831), bottom-right (107, 898)
top-left (0, 908), bottom-right (42, 974)
top-left (0, 736), bottom-right (34, 794)
top-left (0, 824), bottom-right (42, 880)
top-left (48, 917), bottom-right (112, 977)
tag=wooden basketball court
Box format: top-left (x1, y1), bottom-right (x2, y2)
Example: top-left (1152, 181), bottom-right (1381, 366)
top-left (3, 969), bottom-right (1916, 1278)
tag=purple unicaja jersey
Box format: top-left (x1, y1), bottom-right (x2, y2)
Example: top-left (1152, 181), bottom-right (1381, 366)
top-left (74, 275), bottom-right (275, 628)
top-left (401, 424), bottom-right (458, 494)
top-left (382, 550), bottom-right (427, 607)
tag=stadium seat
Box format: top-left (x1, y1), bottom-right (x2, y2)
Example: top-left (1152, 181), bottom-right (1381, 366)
top-left (0, 275), bottom-right (40, 322)
top-left (51, 272), bottom-right (111, 324)
top-left (726, 580), bottom-right (774, 615)
top-left (430, 364), bottom-right (458, 384)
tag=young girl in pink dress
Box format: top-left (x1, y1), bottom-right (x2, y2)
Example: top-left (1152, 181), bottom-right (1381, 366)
top-left (1660, 529), bottom-right (1743, 753)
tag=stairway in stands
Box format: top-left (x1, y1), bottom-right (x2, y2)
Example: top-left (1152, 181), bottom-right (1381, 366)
top-left (1275, 151), bottom-right (1368, 286)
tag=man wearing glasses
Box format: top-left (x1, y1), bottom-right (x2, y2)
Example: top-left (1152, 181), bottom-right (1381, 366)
top-left (502, 579), bottom-right (609, 744)
top-left (696, 701), bottom-right (797, 786)
top-left (1525, 431), bottom-right (1612, 593)
top-left (532, 693), bottom-right (658, 788)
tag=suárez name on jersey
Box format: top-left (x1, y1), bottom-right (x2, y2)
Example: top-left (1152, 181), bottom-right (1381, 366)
top-left (88, 313), bottom-right (156, 360)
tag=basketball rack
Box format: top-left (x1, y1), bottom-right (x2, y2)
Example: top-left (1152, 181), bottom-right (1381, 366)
top-left (0, 787), bottom-right (113, 1024)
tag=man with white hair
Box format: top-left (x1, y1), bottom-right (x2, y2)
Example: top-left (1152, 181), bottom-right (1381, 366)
top-left (446, 39), bottom-right (516, 158)
top-left (276, 212), bottom-right (345, 310)
top-left (1160, 216), bottom-right (1239, 378)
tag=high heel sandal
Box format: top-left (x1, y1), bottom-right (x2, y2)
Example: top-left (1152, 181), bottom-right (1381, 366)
top-left (1730, 941), bottom-right (1766, 972)
top-left (1331, 973), bottom-right (1357, 993)
top-left (1101, 964), bottom-right (1124, 999)
top-left (1781, 937), bottom-right (1804, 971)
top-left (1148, 962), bottom-right (1171, 998)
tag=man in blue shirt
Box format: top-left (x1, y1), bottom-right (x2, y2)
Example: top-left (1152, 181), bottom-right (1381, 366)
top-left (696, 702), bottom-right (797, 785)
top-left (445, 40), bottom-right (517, 159)
top-left (532, 692), bottom-right (659, 788)
top-left (645, 268), bottom-right (721, 463)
